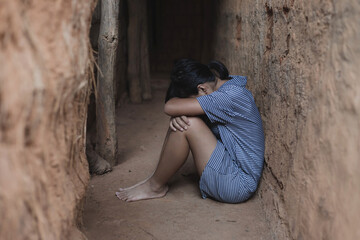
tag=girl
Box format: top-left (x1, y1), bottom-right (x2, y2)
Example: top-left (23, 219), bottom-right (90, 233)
top-left (116, 59), bottom-right (265, 203)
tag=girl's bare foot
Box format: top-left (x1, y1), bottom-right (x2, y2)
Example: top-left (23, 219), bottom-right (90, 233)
top-left (115, 180), bottom-right (169, 202)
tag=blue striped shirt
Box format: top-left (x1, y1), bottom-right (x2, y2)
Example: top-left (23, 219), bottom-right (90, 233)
top-left (196, 75), bottom-right (265, 202)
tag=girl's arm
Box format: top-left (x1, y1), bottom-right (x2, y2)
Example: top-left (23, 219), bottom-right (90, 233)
top-left (164, 97), bottom-right (205, 117)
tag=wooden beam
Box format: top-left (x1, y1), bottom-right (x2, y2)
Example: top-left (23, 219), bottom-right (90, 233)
top-left (128, 0), bottom-right (152, 103)
top-left (96, 0), bottom-right (119, 166)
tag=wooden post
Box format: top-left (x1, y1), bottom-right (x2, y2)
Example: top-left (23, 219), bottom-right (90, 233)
top-left (128, 0), bottom-right (142, 103)
top-left (96, 0), bottom-right (119, 166)
top-left (139, 0), bottom-right (152, 100)
top-left (128, 0), bottom-right (152, 103)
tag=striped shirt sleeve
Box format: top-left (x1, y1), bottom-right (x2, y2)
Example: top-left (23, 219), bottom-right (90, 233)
top-left (196, 90), bottom-right (235, 124)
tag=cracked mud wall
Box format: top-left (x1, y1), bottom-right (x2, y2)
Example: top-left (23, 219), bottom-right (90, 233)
top-left (212, 0), bottom-right (360, 239)
top-left (0, 0), bottom-right (95, 239)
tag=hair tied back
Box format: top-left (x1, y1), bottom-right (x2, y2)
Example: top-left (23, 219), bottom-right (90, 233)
top-left (208, 60), bottom-right (231, 80)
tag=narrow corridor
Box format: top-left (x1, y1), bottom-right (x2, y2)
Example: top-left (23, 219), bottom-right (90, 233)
top-left (82, 77), bottom-right (273, 240)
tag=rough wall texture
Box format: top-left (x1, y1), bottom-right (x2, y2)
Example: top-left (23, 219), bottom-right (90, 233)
top-left (0, 0), bottom-right (94, 239)
top-left (212, 0), bottom-right (360, 239)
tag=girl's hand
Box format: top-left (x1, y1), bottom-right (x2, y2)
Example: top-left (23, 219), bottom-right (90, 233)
top-left (169, 116), bottom-right (191, 132)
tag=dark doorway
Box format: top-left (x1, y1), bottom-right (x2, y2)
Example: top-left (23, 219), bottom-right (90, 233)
top-left (148, 0), bottom-right (217, 74)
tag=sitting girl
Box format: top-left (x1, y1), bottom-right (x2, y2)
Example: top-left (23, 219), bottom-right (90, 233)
top-left (116, 59), bottom-right (265, 203)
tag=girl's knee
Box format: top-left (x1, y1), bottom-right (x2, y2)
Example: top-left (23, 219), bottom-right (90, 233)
top-left (187, 116), bottom-right (204, 126)
top-left (186, 117), bottom-right (209, 130)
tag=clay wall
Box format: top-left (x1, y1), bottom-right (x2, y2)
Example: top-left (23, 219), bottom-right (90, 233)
top-left (0, 0), bottom-right (94, 239)
top-left (212, 0), bottom-right (360, 239)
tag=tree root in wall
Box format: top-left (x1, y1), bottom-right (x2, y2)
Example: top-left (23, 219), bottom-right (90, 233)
top-left (86, 141), bottom-right (112, 175)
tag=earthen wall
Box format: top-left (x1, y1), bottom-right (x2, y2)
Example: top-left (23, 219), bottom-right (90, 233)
top-left (0, 0), bottom-right (94, 239)
top-left (212, 1), bottom-right (360, 239)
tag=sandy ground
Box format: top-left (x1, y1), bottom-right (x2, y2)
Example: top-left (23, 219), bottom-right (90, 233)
top-left (82, 77), bottom-right (274, 240)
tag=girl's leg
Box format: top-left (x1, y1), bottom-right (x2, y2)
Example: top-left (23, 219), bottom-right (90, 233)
top-left (117, 128), bottom-right (173, 191)
top-left (116, 117), bottom-right (217, 202)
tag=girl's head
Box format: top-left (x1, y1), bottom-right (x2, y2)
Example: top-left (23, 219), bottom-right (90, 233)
top-left (165, 59), bottom-right (231, 102)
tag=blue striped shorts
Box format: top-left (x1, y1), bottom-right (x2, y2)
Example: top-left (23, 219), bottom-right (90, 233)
top-left (199, 141), bottom-right (253, 203)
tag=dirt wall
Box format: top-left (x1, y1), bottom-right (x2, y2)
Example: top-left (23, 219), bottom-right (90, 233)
top-left (0, 0), bottom-right (94, 239)
top-left (212, 0), bottom-right (360, 239)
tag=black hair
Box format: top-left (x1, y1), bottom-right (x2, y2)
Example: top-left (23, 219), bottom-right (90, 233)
top-left (208, 60), bottom-right (232, 80)
top-left (165, 59), bottom-right (231, 102)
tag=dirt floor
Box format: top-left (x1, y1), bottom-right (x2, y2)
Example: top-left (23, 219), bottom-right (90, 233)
top-left (82, 77), bottom-right (274, 240)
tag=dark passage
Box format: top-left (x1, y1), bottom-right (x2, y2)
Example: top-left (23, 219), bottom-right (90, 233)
top-left (86, 0), bottom-right (218, 173)
top-left (83, 1), bottom-right (272, 239)
top-left (148, 0), bottom-right (217, 73)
